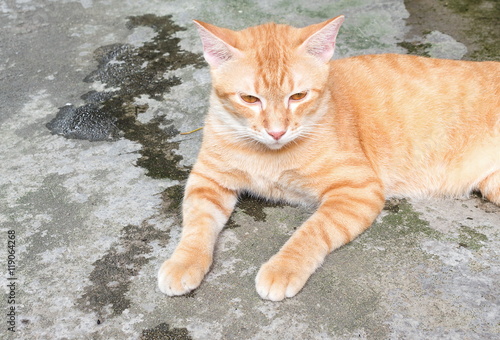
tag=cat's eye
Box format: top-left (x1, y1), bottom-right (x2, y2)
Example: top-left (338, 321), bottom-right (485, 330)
top-left (290, 92), bottom-right (307, 101)
top-left (240, 94), bottom-right (260, 104)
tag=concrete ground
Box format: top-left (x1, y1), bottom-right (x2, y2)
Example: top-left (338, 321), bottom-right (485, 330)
top-left (1, 0), bottom-right (499, 339)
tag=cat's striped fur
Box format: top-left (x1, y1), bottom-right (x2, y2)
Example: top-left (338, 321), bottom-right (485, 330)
top-left (158, 16), bottom-right (500, 301)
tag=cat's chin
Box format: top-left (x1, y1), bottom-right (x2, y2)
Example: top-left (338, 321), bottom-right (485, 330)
top-left (264, 141), bottom-right (288, 150)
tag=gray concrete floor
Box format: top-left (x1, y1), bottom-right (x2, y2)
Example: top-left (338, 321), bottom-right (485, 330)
top-left (1, 0), bottom-right (499, 339)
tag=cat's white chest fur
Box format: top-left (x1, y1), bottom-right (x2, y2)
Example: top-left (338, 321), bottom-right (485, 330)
top-left (235, 156), bottom-right (318, 207)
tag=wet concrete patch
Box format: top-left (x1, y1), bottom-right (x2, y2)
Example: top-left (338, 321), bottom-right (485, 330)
top-left (236, 195), bottom-right (284, 222)
top-left (78, 222), bottom-right (168, 318)
top-left (225, 194), bottom-right (287, 229)
top-left (161, 184), bottom-right (185, 217)
top-left (46, 103), bottom-right (118, 141)
top-left (46, 14), bottom-right (204, 181)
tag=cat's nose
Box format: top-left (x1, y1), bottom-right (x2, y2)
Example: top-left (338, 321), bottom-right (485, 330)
top-left (267, 130), bottom-right (286, 140)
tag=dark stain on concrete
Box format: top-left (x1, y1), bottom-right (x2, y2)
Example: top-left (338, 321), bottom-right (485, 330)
top-left (383, 198), bottom-right (405, 213)
top-left (162, 184), bottom-right (185, 216)
top-left (403, 0), bottom-right (499, 60)
top-left (224, 214), bottom-right (241, 229)
top-left (225, 193), bottom-right (285, 229)
top-left (78, 222), bottom-right (168, 317)
top-left (47, 14), bottom-right (204, 180)
top-left (236, 193), bottom-right (283, 222)
top-left (61, 15), bottom-right (203, 325)
top-left (140, 322), bottom-right (192, 340)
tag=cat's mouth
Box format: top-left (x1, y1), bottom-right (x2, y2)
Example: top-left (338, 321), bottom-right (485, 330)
top-left (262, 135), bottom-right (296, 150)
top-left (266, 141), bottom-right (287, 150)
top-left (241, 128), bottom-right (299, 150)
top-left (258, 129), bottom-right (298, 150)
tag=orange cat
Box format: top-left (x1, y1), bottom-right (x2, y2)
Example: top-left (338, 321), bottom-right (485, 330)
top-left (158, 15), bottom-right (500, 301)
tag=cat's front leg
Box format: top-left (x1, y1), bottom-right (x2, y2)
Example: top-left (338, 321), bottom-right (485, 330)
top-left (158, 170), bottom-right (237, 296)
top-left (256, 181), bottom-right (385, 301)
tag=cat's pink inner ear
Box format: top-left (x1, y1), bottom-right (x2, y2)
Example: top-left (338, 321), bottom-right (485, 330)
top-left (193, 20), bottom-right (241, 68)
top-left (300, 15), bottom-right (345, 63)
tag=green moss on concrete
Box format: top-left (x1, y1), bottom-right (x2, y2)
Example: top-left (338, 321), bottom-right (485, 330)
top-left (371, 199), bottom-right (442, 246)
top-left (398, 41), bottom-right (432, 57)
top-left (458, 225), bottom-right (488, 250)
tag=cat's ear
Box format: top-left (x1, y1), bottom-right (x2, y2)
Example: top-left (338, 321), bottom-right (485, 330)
top-left (193, 20), bottom-right (242, 68)
top-left (299, 15), bottom-right (345, 63)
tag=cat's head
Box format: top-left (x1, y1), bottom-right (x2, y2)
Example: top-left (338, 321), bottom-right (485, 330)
top-left (194, 16), bottom-right (344, 150)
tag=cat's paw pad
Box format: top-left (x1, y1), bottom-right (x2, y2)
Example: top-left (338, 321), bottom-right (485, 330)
top-left (255, 259), bottom-right (309, 301)
top-left (158, 258), bottom-right (207, 296)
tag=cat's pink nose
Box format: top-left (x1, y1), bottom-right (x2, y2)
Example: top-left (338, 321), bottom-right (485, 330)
top-left (267, 130), bottom-right (286, 140)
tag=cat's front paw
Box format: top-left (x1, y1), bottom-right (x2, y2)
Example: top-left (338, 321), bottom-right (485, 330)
top-left (158, 257), bottom-right (209, 296)
top-left (255, 257), bottom-right (310, 301)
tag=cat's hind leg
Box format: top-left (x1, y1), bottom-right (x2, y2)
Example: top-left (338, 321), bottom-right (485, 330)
top-left (478, 170), bottom-right (500, 205)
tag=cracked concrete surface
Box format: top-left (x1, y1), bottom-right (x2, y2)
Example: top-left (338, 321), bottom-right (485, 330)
top-left (1, 0), bottom-right (498, 339)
